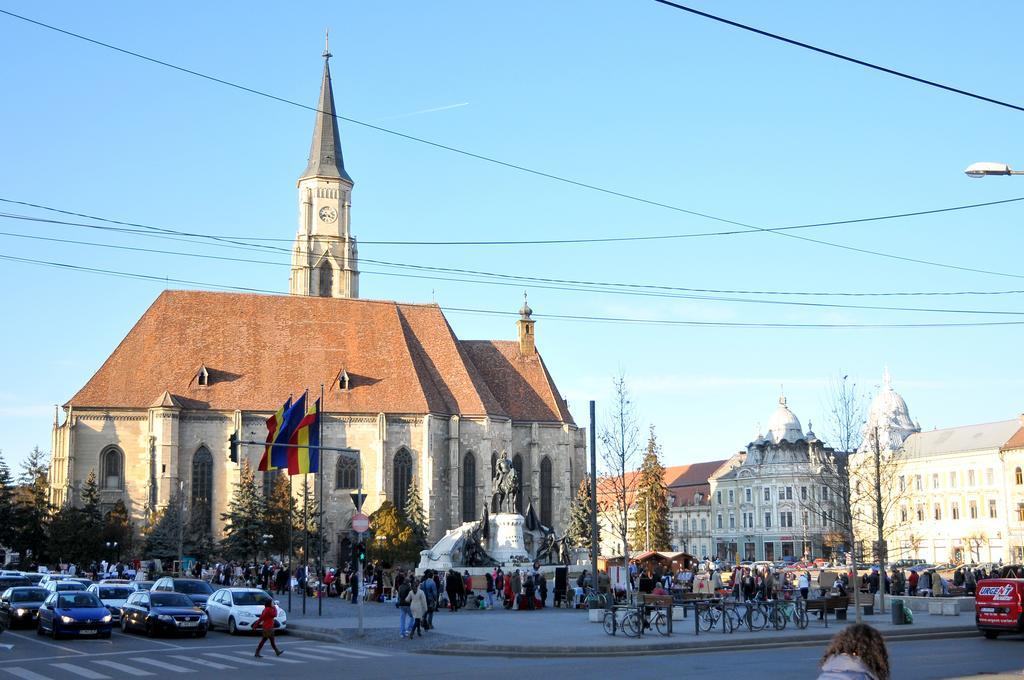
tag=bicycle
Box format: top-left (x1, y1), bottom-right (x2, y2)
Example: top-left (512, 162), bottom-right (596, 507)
top-left (732, 600), bottom-right (768, 631)
top-left (698, 601), bottom-right (734, 633)
top-left (770, 598), bottom-right (808, 630)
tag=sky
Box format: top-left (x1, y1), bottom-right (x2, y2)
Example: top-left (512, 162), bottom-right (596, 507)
top-left (2, 1), bottom-right (1024, 473)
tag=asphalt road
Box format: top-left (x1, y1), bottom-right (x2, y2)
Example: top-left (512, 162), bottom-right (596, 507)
top-left (0, 626), bottom-right (1020, 679)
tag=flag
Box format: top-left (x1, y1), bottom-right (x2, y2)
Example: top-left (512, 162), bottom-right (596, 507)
top-left (288, 397), bottom-right (320, 475)
top-left (258, 397), bottom-right (291, 471)
top-left (271, 392), bottom-right (307, 470)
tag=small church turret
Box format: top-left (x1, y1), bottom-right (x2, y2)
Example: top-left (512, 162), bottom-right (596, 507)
top-left (517, 294), bottom-right (535, 356)
top-left (290, 33), bottom-right (359, 299)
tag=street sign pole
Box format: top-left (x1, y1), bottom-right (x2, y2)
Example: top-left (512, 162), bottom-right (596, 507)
top-left (357, 453), bottom-right (364, 637)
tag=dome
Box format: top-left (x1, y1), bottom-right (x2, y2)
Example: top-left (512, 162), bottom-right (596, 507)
top-left (858, 368), bottom-right (920, 452)
top-left (519, 293), bottom-right (533, 319)
top-left (766, 395), bottom-right (803, 443)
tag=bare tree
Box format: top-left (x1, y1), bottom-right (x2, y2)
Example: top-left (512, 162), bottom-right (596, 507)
top-left (964, 531), bottom-right (988, 564)
top-left (597, 374), bottom-right (642, 592)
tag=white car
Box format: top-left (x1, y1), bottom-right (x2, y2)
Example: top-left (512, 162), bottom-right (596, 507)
top-left (87, 583), bottom-right (135, 622)
top-left (205, 588), bottom-right (287, 635)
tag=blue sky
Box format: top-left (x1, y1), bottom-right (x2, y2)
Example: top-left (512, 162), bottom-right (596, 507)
top-left (2, 1), bottom-right (1024, 471)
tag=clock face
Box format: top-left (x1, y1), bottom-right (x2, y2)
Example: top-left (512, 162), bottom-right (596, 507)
top-left (319, 206), bottom-right (338, 223)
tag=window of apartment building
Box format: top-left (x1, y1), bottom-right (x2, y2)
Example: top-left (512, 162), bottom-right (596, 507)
top-left (822, 486), bottom-right (829, 501)
top-left (717, 514), bottom-right (723, 529)
top-left (764, 512), bottom-right (772, 528)
top-left (899, 476), bottom-right (905, 492)
top-left (691, 518), bottom-right (697, 532)
top-left (717, 491), bottom-right (722, 504)
top-left (950, 471), bottom-right (957, 488)
top-left (701, 518), bottom-right (707, 532)
top-left (989, 499), bottom-right (998, 518)
top-left (785, 486), bottom-right (793, 500)
top-left (764, 487), bottom-right (771, 502)
top-left (780, 511), bottom-right (793, 528)
top-left (801, 486), bottom-right (808, 501)
top-left (900, 506), bottom-right (908, 522)
top-left (1016, 467), bottom-right (1023, 485)
top-left (915, 475), bottom-right (922, 491)
top-left (728, 490), bottom-right (735, 504)
top-left (968, 469), bottom-right (976, 486)
top-left (778, 486), bottom-right (785, 499)
top-left (745, 488), bottom-right (752, 503)
top-left (729, 514), bottom-right (735, 529)
top-left (916, 505), bottom-right (925, 521)
top-left (934, 504), bottom-right (941, 521)
top-left (932, 474), bottom-right (939, 490)
top-left (802, 511), bottom-right (809, 527)
top-left (969, 500), bottom-right (978, 519)
top-left (1017, 503), bottom-right (1024, 522)
top-left (745, 512), bottom-right (755, 528)
top-left (986, 468), bottom-right (994, 486)
top-left (951, 503), bottom-right (960, 520)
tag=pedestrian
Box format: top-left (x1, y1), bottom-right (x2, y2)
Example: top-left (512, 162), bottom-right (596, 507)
top-left (421, 570), bottom-right (438, 630)
top-left (798, 571), bottom-right (810, 599)
top-left (445, 569), bottom-right (461, 612)
top-left (537, 571), bottom-right (547, 607)
top-left (397, 577), bottom-right (413, 638)
top-left (816, 623), bottom-right (889, 680)
top-left (907, 569), bottom-right (919, 596)
top-left (254, 598), bottom-right (284, 658)
top-left (510, 570), bottom-right (522, 609)
top-left (485, 571), bottom-right (496, 609)
top-left (409, 579), bottom-right (428, 638)
top-left (919, 569), bottom-right (932, 597)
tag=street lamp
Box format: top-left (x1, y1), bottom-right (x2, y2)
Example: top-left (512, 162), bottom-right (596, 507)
top-left (105, 541), bottom-right (120, 564)
top-left (964, 161), bottom-right (1024, 178)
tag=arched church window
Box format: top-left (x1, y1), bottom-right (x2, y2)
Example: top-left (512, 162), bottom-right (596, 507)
top-left (192, 446), bottom-right (213, 533)
top-left (1017, 467), bottom-right (1023, 485)
top-left (540, 456), bottom-right (553, 527)
top-left (490, 451), bottom-right (498, 481)
top-left (336, 455), bottom-right (358, 490)
top-left (100, 446), bottom-right (124, 490)
top-left (318, 261), bottom-right (334, 297)
top-left (393, 449), bottom-right (413, 511)
top-left (512, 454), bottom-right (524, 514)
top-left (462, 451), bottom-right (476, 522)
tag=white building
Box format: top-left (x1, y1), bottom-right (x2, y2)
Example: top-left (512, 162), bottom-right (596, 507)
top-left (668, 460), bottom-right (728, 559)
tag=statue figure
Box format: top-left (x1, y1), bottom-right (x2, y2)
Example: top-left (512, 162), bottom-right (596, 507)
top-left (463, 519), bottom-right (498, 567)
top-left (490, 450), bottom-right (519, 514)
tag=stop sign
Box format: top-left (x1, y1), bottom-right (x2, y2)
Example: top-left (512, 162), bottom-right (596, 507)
top-left (352, 512), bottom-right (369, 533)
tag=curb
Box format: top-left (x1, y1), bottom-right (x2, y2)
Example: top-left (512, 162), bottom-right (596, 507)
top-left (286, 623), bottom-right (345, 644)
top-left (415, 626), bottom-right (979, 658)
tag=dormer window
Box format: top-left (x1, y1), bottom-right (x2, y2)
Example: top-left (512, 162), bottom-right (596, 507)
top-left (338, 369), bottom-right (350, 391)
top-left (197, 365), bottom-right (210, 387)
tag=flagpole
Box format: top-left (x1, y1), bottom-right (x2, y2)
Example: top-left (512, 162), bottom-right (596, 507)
top-left (303, 478), bottom-right (308, 616)
top-left (287, 483), bottom-right (293, 614)
top-left (318, 382), bottom-right (325, 617)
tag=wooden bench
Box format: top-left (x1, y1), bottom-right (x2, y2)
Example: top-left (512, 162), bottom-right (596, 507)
top-left (640, 594), bottom-right (674, 608)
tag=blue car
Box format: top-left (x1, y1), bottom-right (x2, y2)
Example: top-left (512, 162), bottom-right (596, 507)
top-left (37, 591), bottom-right (113, 639)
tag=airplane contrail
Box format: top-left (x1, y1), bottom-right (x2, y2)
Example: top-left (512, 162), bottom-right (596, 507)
top-left (375, 102), bottom-right (470, 121)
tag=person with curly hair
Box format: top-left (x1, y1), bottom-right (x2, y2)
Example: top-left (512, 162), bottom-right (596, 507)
top-left (816, 623), bottom-right (890, 680)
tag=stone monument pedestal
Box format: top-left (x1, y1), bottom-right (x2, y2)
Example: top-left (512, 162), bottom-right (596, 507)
top-left (488, 513), bottom-right (529, 565)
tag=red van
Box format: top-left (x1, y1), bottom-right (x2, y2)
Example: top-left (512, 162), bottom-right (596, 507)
top-left (975, 578), bottom-right (1024, 639)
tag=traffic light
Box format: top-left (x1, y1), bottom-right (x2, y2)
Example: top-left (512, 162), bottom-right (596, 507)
top-left (228, 432), bottom-right (240, 463)
top-left (351, 542), bottom-right (366, 565)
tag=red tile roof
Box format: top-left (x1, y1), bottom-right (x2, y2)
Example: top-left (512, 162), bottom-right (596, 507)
top-left (67, 291), bottom-right (575, 424)
top-left (666, 460), bottom-right (728, 506)
top-left (1002, 426), bottom-right (1024, 451)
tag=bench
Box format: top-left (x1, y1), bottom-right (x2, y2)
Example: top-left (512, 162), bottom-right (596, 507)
top-left (805, 595), bottom-right (848, 625)
top-left (639, 594), bottom-right (674, 634)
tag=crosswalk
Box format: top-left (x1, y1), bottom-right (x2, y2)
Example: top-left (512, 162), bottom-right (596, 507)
top-left (2, 643), bottom-right (391, 680)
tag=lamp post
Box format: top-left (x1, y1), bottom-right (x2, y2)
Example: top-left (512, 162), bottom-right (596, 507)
top-left (964, 162), bottom-right (1024, 178)
top-left (105, 541), bottom-right (120, 564)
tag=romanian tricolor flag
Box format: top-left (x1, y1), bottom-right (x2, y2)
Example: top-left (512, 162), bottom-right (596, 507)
top-left (271, 392), bottom-right (307, 470)
top-left (258, 397), bottom-right (291, 471)
top-left (288, 397), bottom-right (320, 475)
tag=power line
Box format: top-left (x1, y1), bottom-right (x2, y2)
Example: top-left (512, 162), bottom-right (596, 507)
top-left (4, 10), bottom-right (1021, 277)
top-left (4, 227), bottom-right (1024, 317)
top-left (653, 0), bottom-right (1024, 114)
top-left (5, 210), bottom-right (1024, 302)
top-left (3, 251), bottom-right (1023, 329)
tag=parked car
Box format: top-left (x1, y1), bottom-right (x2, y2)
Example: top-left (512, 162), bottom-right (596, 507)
top-left (975, 578), bottom-right (1024, 639)
top-left (36, 591), bottom-right (112, 639)
top-left (20, 573), bottom-right (45, 586)
top-left (0, 586), bottom-right (49, 628)
top-left (120, 590), bottom-right (207, 638)
top-left (151, 577), bottom-right (214, 609)
top-left (44, 581), bottom-right (89, 595)
top-left (98, 578), bottom-right (131, 585)
top-left (131, 580), bottom-right (155, 592)
top-left (206, 587), bottom-right (287, 635)
top-left (86, 584), bottom-right (134, 623)
top-left (0, 575), bottom-right (31, 591)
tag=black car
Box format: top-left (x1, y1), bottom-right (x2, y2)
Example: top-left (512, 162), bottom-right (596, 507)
top-left (120, 591), bottom-right (208, 638)
top-left (0, 587), bottom-right (49, 628)
top-left (0, 576), bottom-right (31, 591)
top-left (151, 577), bottom-right (214, 609)
top-left (20, 574), bottom-right (45, 586)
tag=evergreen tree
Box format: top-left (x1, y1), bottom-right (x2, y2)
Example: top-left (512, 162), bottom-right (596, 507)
top-left (102, 499), bottom-right (135, 560)
top-left (219, 462), bottom-right (268, 564)
top-left (566, 476), bottom-right (600, 550)
top-left (143, 498), bottom-right (183, 563)
top-left (184, 501), bottom-right (215, 563)
top-left (368, 501), bottom-right (418, 566)
top-left (265, 473), bottom-right (296, 558)
top-left (630, 427), bottom-right (671, 552)
top-left (402, 477), bottom-right (428, 549)
top-left (0, 451), bottom-right (16, 551)
top-left (14, 446), bottom-right (51, 565)
top-left (78, 470), bottom-right (104, 563)
top-left (48, 504), bottom-right (88, 565)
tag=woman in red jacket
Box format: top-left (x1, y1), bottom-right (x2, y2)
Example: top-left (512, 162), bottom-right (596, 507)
top-left (254, 599), bottom-right (284, 658)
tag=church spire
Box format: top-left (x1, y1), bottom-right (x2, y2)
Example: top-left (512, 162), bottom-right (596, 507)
top-left (299, 34), bottom-right (353, 183)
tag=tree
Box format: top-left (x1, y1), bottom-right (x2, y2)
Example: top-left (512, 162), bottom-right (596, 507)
top-left (220, 462), bottom-right (268, 564)
top-left (630, 427), bottom-right (671, 552)
top-left (102, 499), bottom-right (135, 560)
top-left (402, 477), bottom-right (428, 550)
top-left (0, 451), bottom-right (16, 552)
top-left (565, 476), bottom-right (600, 550)
top-left (48, 504), bottom-right (88, 565)
top-left (265, 474), bottom-right (296, 558)
top-left (368, 501), bottom-right (419, 566)
top-left (965, 531), bottom-right (988, 563)
top-left (13, 446), bottom-right (51, 565)
top-left (598, 374), bottom-right (642, 571)
top-left (143, 497), bottom-right (183, 563)
top-left (78, 470), bottom-right (104, 563)
top-left (185, 501), bottom-right (215, 564)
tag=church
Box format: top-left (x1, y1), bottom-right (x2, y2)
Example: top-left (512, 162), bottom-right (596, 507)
top-left (48, 45), bottom-right (586, 562)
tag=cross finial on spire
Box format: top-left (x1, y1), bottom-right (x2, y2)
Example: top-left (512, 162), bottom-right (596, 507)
top-left (323, 29), bottom-right (332, 60)
top-left (883, 365), bottom-right (892, 389)
top-left (779, 385), bottom-right (786, 406)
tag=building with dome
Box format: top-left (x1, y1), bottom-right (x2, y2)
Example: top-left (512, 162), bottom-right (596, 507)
top-left (709, 396), bottom-right (844, 562)
top-left (46, 45), bottom-right (586, 562)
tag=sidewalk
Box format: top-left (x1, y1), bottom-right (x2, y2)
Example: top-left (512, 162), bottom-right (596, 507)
top-left (284, 596), bottom-right (978, 657)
